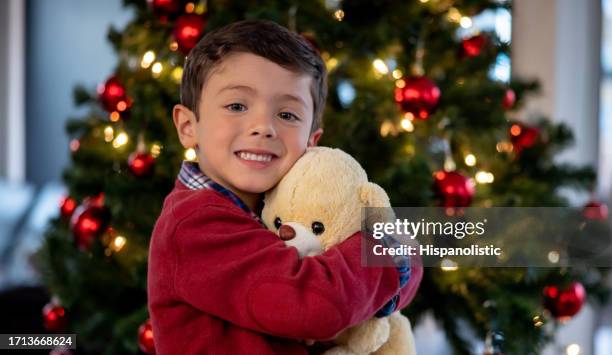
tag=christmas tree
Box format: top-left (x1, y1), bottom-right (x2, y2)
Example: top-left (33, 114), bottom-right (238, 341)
top-left (36, 0), bottom-right (610, 354)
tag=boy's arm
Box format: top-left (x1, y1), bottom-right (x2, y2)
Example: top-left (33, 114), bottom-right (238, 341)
top-left (171, 204), bottom-right (401, 341)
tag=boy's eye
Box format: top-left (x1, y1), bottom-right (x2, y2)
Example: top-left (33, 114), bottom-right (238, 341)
top-left (278, 112), bottom-right (300, 121)
top-left (274, 217), bottom-right (282, 229)
top-left (311, 221), bottom-right (325, 235)
top-left (226, 103), bottom-right (247, 112)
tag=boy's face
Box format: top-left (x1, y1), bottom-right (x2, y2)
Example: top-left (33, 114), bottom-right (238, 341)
top-left (174, 52), bottom-right (323, 200)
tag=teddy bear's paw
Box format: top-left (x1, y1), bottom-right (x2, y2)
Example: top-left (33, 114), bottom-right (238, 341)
top-left (323, 345), bottom-right (359, 355)
top-left (346, 317), bottom-right (391, 354)
top-left (372, 312), bottom-right (417, 355)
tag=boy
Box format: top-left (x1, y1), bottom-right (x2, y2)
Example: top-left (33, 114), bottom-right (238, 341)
top-left (147, 20), bottom-right (422, 354)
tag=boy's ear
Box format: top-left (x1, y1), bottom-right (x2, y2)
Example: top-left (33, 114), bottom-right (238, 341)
top-left (173, 104), bottom-right (197, 148)
top-left (307, 128), bottom-right (323, 147)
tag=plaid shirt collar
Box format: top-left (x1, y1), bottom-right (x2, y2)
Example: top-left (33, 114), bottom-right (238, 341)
top-left (178, 161), bottom-right (264, 225)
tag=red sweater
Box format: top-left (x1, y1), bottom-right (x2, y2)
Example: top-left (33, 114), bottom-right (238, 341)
top-left (147, 180), bottom-right (423, 354)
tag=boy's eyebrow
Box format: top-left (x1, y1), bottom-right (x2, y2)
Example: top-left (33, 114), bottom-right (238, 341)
top-left (218, 84), bottom-right (308, 108)
top-left (218, 84), bottom-right (256, 95)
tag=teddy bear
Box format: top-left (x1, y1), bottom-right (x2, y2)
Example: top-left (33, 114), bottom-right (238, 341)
top-left (261, 146), bottom-right (417, 355)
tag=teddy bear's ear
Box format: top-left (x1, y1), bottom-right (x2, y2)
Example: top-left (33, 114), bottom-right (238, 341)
top-left (359, 182), bottom-right (395, 225)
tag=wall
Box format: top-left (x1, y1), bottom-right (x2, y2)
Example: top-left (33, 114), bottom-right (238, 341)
top-left (512, 0), bottom-right (602, 201)
top-left (0, 0), bottom-right (26, 182)
top-left (25, 0), bottom-right (132, 185)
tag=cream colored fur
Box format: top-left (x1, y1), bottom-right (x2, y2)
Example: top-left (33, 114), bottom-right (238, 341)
top-left (262, 147), bottom-right (417, 355)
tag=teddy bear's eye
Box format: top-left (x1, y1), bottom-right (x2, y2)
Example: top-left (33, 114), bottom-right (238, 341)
top-left (311, 221), bottom-right (325, 235)
top-left (274, 217), bottom-right (282, 230)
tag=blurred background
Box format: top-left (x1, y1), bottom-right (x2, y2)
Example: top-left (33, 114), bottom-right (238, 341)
top-left (0, 0), bottom-right (611, 354)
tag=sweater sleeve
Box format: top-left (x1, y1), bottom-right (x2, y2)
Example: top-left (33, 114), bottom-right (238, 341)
top-left (172, 204), bottom-right (401, 341)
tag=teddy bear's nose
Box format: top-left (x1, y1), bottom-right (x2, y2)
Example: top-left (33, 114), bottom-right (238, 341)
top-left (279, 225), bottom-right (296, 241)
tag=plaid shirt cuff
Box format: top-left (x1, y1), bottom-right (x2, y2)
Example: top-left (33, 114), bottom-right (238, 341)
top-left (375, 233), bottom-right (410, 317)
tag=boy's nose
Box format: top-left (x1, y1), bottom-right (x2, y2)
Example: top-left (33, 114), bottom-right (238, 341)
top-left (279, 225), bottom-right (296, 241)
top-left (248, 114), bottom-right (277, 138)
top-left (249, 125), bottom-right (276, 138)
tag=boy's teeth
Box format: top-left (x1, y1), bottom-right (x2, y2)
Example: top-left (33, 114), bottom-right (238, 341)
top-left (238, 151), bottom-right (273, 162)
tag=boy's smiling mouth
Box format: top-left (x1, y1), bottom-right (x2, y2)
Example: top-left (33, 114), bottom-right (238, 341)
top-left (234, 149), bottom-right (279, 167)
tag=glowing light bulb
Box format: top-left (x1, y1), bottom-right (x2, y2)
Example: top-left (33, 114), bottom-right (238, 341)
top-left (172, 67), bottom-right (183, 83)
top-left (104, 126), bottom-right (114, 142)
top-left (334, 9), bottom-right (344, 21)
top-left (548, 250), bottom-right (560, 264)
top-left (150, 143), bottom-right (162, 158)
top-left (566, 344), bottom-right (580, 355)
top-left (373, 59), bottom-right (389, 74)
top-left (460, 16), bottom-right (473, 28)
top-left (326, 57), bottom-right (338, 71)
top-left (475, 171), bottom-right (494, 184)
top-left (141, 51), bottom-right (156, 68)
top-left (112, 235), bottom-right (126, 252)
top-left (447, 7), bottom-right (462, 23)
top-left (152, 62), bottom-right (163, 77)
top-left (185, 2), bottom-right (195, 13)
top-left (464, 154), bottom-right (476, 167)
top-left (185, 148), bottom-right (197, 161)
top-left (113, 132), bottom-right (129, 148)
top-left (109, 111), bottom-right (121, 122)
top-left (441, 259), bottom-right (458, 271)
top-left (400, 118), bottom-right (414, 132)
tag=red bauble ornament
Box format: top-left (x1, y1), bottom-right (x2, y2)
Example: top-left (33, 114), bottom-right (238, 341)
top-left (461, 34), bottom-right (487, 58)
top-left (42, 303), bottom-right (67, 331)
top-left (583, 201), bottom-right (609, 221)
top-left (128, 152), bottom-right (156, 177)
top-left (502, 89), bottom-right (516, 110)
top-left (98, 76), bottom-right (129, 113)
top-left (147, 0), bottom-right (185, 22)
top-left (70, 194), bottom-right (111, 250)
top-left (432, 171), bottom-right (475, 207)
top-left (509, 123), bottom-right (539, 154)
top-left (394, 76), bottom-right (441, 120)
top-left (60, 196), bottom-right (77, 219)
top-left (173, 14), bottom-right (206, 54)
top-left (543, 282), bottom-right (586, 320)
top-left (138, 319), bottom-right (156, 354)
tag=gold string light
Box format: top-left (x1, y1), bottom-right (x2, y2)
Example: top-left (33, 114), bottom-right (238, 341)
top-left (109, 111), bottom-right (121, 122)
top-left (185, 148), bottom-right (197, 161)
top-left (333, 9), bottom-right (344, 21)
top-left (151, 62), bottom-right (163, 78)
top-left (460, 16), bottom-right (473, 28)
top-left (141, 51), bottom-right (156, 69)
top-left (464, 153), bottom-right (477, 167)
top-left (172, 67), bottom-right (183, 83)
top-left (325, 57), bottom-right (339, 72)
top-left (113, 132), bottom-right (129, 149)
top-left (441, 259), bottom-right (459, 271)
top-left (150, 143), bottom-right (162, 158)
top-left (104, 126), bottom-right (114, 142)
top-left (400, 116), bottom-right (414, 132)
top-left (372, 59), bottom-right (389, 75)
top-left (475, 171), bottom-right (494, 184)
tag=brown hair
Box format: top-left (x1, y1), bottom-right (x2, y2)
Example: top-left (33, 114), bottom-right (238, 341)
top-left (180, 19), bottom-right (328, 132)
